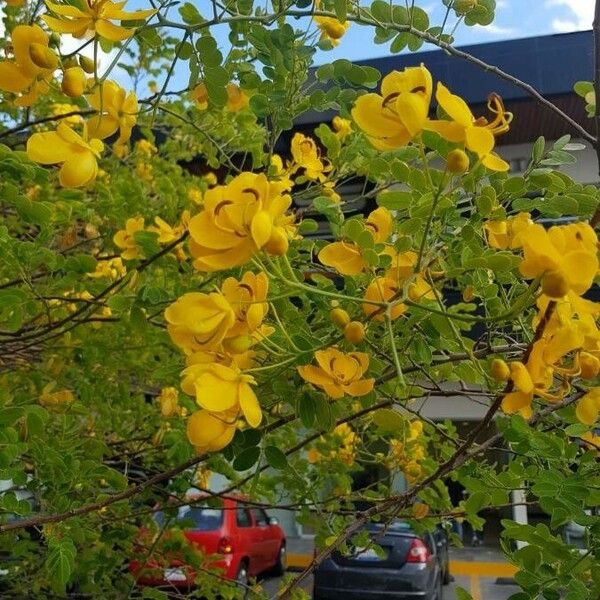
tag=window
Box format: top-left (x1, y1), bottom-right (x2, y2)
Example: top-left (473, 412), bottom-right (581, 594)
top-left (251, 508), bottom-right (268, 526)
top-left (153, 505), bottom-right (224, 531)
top-left (236, 507), bottom-right (252, 528)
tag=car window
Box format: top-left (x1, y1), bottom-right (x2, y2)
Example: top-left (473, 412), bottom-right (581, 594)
top-left (153, 506), bottom-right (224, 531)
top-left (236, 507), bottom-right (252, 528)
top-left (251, 508), bottom-right (268, 526)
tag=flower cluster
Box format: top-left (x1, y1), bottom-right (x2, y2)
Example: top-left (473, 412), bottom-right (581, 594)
top-left (165, 272), bottom-right (272, 453)
top-left (485, 216), bottom-right (600, 422)
top-left (307, 423), bottom-right (358, 466)
top-left (385, 420), bottom-right (426, 483)
top-left (0, 21), bottom-right (144, 187)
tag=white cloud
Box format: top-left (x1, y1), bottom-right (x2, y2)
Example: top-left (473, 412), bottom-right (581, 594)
top-left (472, 23), bottom-right (516, 36)
top-left (546, 0), bottom-right (594, 32)
top-left (496, 0), bottom-right (508, 8)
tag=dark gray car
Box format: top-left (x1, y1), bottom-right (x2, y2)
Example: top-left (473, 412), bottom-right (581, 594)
top-left (313, 521), bottom-right (447, 600)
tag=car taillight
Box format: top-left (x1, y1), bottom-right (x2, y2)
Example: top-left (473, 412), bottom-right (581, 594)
top-left (217, 536), bottom-right (234, 554)
top-left (406, 538), bottom-right (431, 563)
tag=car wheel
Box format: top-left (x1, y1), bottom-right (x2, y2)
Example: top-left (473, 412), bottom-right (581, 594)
top-left (435, 574), bottom-right (444, 600)
top-left (272, 543), bottom-right (287, 576)
top-left (442, 561), bottom-right (452, 585)
top-left (236, 561), bottom-right (249, 599)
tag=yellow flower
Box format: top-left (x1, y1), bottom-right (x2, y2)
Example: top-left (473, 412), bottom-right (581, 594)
top-left (297, 348), bottom-right (374, 399)
top-left (61, 66), bottom-right (87, 97)
top-left (113, 142), bottom-right (129, 159)
top-left (315, 13), bottom-right (350, 46)
top-left (136, 139), bottom-right (157, 156)
top-left (426, 84), bottom-right (511, 171)
top-left (0, 25), bottom-right (54, 107)
top-left (136, 162), bottom-right (153, 181)
top-left (181, 362), bottom-right (261, 427)
top-left (188, 172), bottom-right (295, 271)
top-left (484, 213), bottom-right (532, 249)
top-left (351, 65), bottom-right (432, 151)
top-left (225, 83), bottom-right (249, 112)
top-left (158, 387), bottom-right (180, 418)
top-left (186, 409), bottom-right (237, 453)
top-left (187, 187), bottom-right (203, 205)
top-left (576, 389), bottom-right (600, 426)
top-left (43, 0), bottom-right (157, 42)
top-left (39, 383), bottom-right (74, 409)
top-left (86, 80), bottom-right (137, 144)
top-left (322, 180), bottom-right (341, 203)
top-left (191, 83), bottom-right (209, 110)
top-left (164, 292), bottom-right (235, 354)
top-left (363, 277), bottom-right (407, 321)
top-left (502, 323), bottom-right (585, 416)
top-left (221, 272), bottom-right (269, 341)
top-left (290, 133), bottom-right (332, 182)
top-left (88, 256), bottom-right (126, 280)
top-left (318, 207), bottom-right (393, 275)
top-left (51, 103), bottom-right (82, 125)
top-left (113, 217), bottom-right (145, 260)
top-left (148, 211), bottom-right (189, 246)
top-left (519, 223), bottom-right (599, 297)
top-left (27, 123), bottom-right (104, 188)
top-left (332, 116), bottom-right (352, 140)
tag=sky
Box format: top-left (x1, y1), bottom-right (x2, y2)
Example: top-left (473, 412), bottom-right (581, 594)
top-left (317, 0), bottom-right (595, 63)
top-left (0, 0), bottom-right (595, 89)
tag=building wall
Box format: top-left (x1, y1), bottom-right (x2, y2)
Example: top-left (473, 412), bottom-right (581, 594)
top-left (500, 138), bottom-right (598, 184)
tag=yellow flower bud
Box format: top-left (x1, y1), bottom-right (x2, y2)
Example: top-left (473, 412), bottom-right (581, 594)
top-left (330, 307), bottom-right (350, 328)
top-left (490, 358), bottom-right (510, 382)
top-left (462, 284), bottom-right (475, 302)
top-left (79, 55), bottom-right (95, 74)
top-left (344, 321), bottom-right (365, 344)
top-left (223, 334), bottom-right (253, 354)
top-left (264, 228), bottom-right (289, 256)
top-left (542, 270), bottom-right (569, 299)
top-left (446, 148), bottom-right (470, 174)
top-left (61, 66), bottom-right (86, 97)
top-left (580, 352), bottom-right (600, 380)
top-left (29, 43), bottom-right (59, 70)
top-left (412, 502), bottom-right (429, 519)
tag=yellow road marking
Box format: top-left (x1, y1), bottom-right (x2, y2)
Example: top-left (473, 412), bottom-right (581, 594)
top-left (450, 560), bottom-right (518, 578)
top-left (470, 575), bottom-right (482, 600)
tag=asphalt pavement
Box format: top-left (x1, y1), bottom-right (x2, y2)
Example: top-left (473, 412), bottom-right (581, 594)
top-left (260, 573), bottom-right (521, 599)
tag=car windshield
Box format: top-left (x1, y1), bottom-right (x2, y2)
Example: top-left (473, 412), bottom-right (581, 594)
top-left (153, 505), bottom-right (224, 531)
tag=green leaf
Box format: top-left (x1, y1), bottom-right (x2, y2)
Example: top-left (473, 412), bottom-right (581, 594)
top-left (298, 393), bottom-right (317, 428)
top-left (179, 2), bottom-right (204, 24)
top-left (334, 0), bottom-right (347, 22)
top-left (264, 445), bottom-right (288, 470)
top-left (63, 254), bottom-right (97, 273)
top-left (373, 409), bottom-right (405, 432)
top-left (455, 587), bottom-right (473, 600)
top-left (233, 446), bottom-right (261, 471)
top-left (249, 93), bottom-right (270, 117)
top-left (46, 539), bottom-right (76, 593)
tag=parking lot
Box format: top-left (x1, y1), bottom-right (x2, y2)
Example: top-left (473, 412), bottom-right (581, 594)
top-left (261, 572), bottom-right (521, 599)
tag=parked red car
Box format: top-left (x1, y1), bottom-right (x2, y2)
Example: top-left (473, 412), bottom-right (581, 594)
top-left (130, 495), bottom-right (286, 590)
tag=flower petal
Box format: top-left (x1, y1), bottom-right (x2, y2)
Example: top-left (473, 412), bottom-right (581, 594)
top-left (239, 383), bottom-right (262, 427)
top-left (59, 152), bottom-right (97, 187)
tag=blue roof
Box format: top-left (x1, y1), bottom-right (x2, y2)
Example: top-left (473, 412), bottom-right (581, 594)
top-left (355, 30), bottom-right (593, 104)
